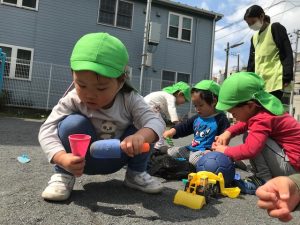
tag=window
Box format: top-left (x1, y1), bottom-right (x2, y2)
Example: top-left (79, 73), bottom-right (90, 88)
top-left (0, 44), bottom-right (33, 80)
top-left (1, 0), bottom-right (39, 10)
top-left (161, 70), bottom-right (190, 89)
top-left (167, 12), bottom-right (192, 42)
top-left (98, 0), bottom-right (133, 29)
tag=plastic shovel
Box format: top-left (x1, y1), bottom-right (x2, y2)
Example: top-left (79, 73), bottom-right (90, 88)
top-left (68, 134), bottom-right (91, 157)
top-left (90, 139), bottom-right (150, 158)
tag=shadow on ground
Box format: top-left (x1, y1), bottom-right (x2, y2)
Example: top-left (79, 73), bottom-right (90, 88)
top-left (70, 179), bottom-right (222, 223)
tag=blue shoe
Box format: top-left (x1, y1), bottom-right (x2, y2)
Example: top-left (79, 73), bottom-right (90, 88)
top-left (234, 175), bottom-right (265, 195)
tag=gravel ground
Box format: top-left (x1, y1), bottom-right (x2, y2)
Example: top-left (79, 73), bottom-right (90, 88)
top-left (0, 116), bottom-right (299, 225)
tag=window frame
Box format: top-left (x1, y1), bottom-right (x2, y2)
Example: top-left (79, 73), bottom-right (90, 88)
top-left (161, 69), bottom-right (191, 89)
top-left (0, 43), bottom-right (34, 81)
top-left (167, 12), bottom-right (193, 43)
top-left (97, 0), bottom-right (134, 30)
top-left (1, 0), bottom-right (39, 11)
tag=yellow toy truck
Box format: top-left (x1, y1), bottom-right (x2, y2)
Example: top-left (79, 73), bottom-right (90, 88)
top-left (173, 171), bottom-right (241, 209)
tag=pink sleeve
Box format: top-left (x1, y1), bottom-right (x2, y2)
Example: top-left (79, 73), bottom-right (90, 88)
top-left (224, 118), bottom-right (271, 160)
top-left (226, 121), bottom-right (248, 137)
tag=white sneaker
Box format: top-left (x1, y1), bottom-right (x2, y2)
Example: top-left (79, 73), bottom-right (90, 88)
top-left (41, 173), bottom-right (75, 201)
top-left (124, 169), bottom-right (163, 194)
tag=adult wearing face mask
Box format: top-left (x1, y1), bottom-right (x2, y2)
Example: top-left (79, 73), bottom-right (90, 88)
top-left (244, 5), bottom-right (293, 100)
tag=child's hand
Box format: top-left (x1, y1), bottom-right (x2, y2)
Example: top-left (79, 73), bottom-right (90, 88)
top-left (215, 131), bottom-right (231, 145)
top-left (163, 128), bottom-right (176, 139)
top-left (256, 176), bottom-right (300, 222)
top-left (211, 142), bottom-right (227, 153)
top-left (52, 151), bottom-right (85, 177)
top-left (120, 134), bottom-right (146, 157)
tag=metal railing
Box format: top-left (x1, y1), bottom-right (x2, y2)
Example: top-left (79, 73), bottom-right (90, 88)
top-left (1, 59), bottom-right (193, 117)
top-left (1, 57), bottom-right (298, 121)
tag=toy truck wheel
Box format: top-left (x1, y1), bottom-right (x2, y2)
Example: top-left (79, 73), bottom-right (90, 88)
top-left (184, 182), bottom-right (190, 191)
top-left (211, 184), bottom-right (220, 197)
top-left (196, 186), bottom-right (205, 196)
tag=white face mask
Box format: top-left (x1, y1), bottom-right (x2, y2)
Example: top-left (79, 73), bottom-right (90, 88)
top-left (250, 20), bottom-right (263, 31)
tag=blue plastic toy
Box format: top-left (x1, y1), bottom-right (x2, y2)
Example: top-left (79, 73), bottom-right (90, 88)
top-left (90, 139), bottom-right (150, 159)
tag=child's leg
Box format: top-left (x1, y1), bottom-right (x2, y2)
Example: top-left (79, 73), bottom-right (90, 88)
top-left (120, 125), bottom-right (150, 173)
top-left (57, 115), bottom-right (131, 175)
top-left (153, 112), bottom-right (166, 150)
top-left (42, 114), bottom-right (98, 201)
top-left (57, 113), bottom-right (98, 154)
top-left (167, 146), bottom-right (190, 160)
top-left (154, 136), bottom-right (165, 150)
top-left (188, 151), bottom-right (203, 166)
top-left (121, 125), bottom-right (163, 193)
top-left (55, 113), bottom-right (97, 174)
top-left (250, 138), bottom-right (297, 181)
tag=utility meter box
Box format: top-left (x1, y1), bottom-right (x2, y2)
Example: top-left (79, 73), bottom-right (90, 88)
top-left (145, 52), bottom-right (152, 67)
top-left (148, 22), bottom-right (161, 45)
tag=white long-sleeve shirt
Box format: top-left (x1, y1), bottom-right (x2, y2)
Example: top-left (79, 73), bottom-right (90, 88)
top-left (39, 89), bottom-right (165, 162)
top-left (144, 91), bottom-right (179, 122)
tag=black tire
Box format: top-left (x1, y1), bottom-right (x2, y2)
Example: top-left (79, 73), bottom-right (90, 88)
top-left (184, 182), bottom-right (190, 191)
top-left (212, 184), bottom-right (220, 197)
top-left (196, 186), bottom-right (206, 196)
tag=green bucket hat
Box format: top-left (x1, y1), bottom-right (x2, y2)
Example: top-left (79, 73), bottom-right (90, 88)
top-left (216, 72), bottom-right (284, 115)
top-left (192, 80), bottom-right (220, 96)
top-left (70, 32), bottom-right (129, 78)
top-left (163, 81), bottom-right (191, 101)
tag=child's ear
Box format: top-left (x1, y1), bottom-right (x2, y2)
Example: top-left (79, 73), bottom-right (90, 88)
top-left (212, 96), bottom-right (218, 107)
top-left (117, 74), bottom-right (127, 83)
top-left (248, 101), bottom-right (258, 110)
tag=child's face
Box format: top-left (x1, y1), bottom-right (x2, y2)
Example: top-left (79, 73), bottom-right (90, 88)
top-left (73, 70), bottom-right (122, 110)
top-left (228, 102), bottom-right (258, 122)
top-left (175, 93), bottom-right (186, 105)
top-left (192, 93), bottom-right (216, 117)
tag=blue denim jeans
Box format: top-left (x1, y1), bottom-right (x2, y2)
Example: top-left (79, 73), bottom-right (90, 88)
top-left (54, 114), bottom-right (150, 175)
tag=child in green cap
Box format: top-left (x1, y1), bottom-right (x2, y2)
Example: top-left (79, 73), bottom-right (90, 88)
top-left (163, 80), bottom-right (230, 166)
top-left (144, 81), bottom-right (191, 150)
top-left (213, 72), bottom-right (300, 194)
top-left (39, 32), bottom-right (165, 201)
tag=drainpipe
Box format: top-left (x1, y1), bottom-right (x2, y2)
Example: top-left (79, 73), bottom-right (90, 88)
top-left (139, 0), bottom-right (152, 94)
top-left (209, 15), bottom-right (217, 80)
top-left (189, 18), bottom-right (198, 114)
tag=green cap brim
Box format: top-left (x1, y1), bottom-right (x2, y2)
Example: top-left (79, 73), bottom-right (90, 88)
top-left (216, 101), bottom-right (236, 111)
top-left (254, 91), bottom-right (284, 115)
top-left (71, 60), bottom-right (122, 78)
top-left (216, 90), bottom-right (284, 115)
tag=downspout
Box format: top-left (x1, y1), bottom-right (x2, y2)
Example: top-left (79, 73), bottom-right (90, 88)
top-left (192, 18), bottom-right (198, 84)
top-left (189, 18), bottom-right (198, 114)
top-left (139, 0), bottom-right (152, 93)
top-left (209, 15), bottom-right (217, 79)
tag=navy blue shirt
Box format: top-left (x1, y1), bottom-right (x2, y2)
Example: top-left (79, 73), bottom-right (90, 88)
top-left (173, 113), bottom-right (230, 152)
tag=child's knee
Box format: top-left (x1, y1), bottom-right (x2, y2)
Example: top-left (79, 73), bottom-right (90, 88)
top-left (58, 114), bottom-right (91, 132)
top-left (167, 147), bottom-right (178, 156)
top-left (58, 113), bottom-right (96, 140)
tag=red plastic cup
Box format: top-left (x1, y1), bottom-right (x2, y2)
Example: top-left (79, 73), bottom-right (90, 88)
top-left (68, 134), bottom-right (91, 157)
